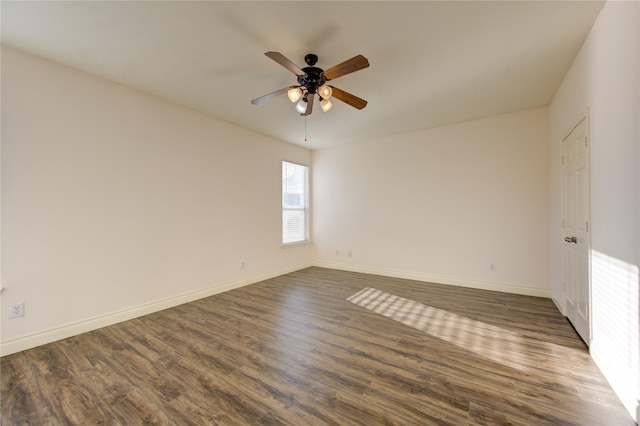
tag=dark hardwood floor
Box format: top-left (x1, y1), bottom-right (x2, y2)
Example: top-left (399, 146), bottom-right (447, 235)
top-left (1, 267), bottom-right (635, 425)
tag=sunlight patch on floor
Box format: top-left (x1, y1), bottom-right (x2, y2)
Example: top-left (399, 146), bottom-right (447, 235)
top-left (347, 287), bottom-right (577, 373)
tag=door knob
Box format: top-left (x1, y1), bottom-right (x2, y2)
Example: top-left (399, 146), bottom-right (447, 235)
top-left (564, 236), bottom-right (577, 243)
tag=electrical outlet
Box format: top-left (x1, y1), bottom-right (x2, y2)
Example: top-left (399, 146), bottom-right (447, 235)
top-left (348, 251), bottom-right (352, 257)
top-left (336, 250), bottom-right (340, 256)
top-left (10, 302), bottom-right (25, 319)
top-left (241, 261), bottom-right (246, 270)
top-left (489, 263), bottom-right (496, 272)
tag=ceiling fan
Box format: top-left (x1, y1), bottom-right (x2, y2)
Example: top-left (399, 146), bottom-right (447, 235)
top-left (251, 52), bottom-right (369, 116)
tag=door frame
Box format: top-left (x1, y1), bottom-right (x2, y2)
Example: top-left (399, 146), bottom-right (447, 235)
top-left (560, 112), bottom-right (592, 345)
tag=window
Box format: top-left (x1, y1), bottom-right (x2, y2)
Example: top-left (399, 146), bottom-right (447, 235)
top-left (282, 161), bottom-right (309, 244)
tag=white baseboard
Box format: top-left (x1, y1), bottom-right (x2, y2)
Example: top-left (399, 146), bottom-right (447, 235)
top-left (1, 262), bottom-right (312, 357)
top-left (2, 261), bottom-right (551, 357)
top-left (551, 295), bottom-right (566, 316)
top-left (313, 261), bottom-right (552, 298)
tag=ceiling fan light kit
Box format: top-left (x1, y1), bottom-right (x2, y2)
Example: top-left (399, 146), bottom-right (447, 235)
top-left (287, 87), bottom-right (303, 103)
top-left (317, 85), bottom-right (332, 100)
top-left (251, 51), bottom-right (369, 116)
top-left (295, 98), bottom-right (308, 114)
top-left (320, 98), bottom-right (333, 112)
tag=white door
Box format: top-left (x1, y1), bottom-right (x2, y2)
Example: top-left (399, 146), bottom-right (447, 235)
top-left (562, 118), bottom-right (590, 344)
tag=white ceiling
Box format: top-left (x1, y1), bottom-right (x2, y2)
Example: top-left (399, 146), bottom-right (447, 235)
top-left (1, 1), bottom-right (604, 150)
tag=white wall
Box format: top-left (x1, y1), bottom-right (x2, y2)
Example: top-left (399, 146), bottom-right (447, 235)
top-left (549, 1), bottom-right (639, 420)
top-left (1, 47), bottom-right (312, 355)
top-left (313, 107), bottom-right (550, 297)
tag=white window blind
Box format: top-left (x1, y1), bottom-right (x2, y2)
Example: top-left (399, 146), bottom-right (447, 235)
top-left (282, 161), bottom-right (309, 244)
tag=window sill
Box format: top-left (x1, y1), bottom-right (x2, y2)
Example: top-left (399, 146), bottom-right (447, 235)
top-left (282, 240), bottom-right (311, 248)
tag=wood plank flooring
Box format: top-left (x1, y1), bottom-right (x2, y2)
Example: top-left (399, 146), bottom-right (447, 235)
top-left (1, 267), bottom-right (635, 425)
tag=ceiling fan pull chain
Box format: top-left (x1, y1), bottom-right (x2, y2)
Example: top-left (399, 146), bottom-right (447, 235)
top-left (304, 115), bottom-right (308, 142)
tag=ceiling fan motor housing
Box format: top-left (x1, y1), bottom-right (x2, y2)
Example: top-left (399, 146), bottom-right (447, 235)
top-left (298, 66), bottom-right (326, 95)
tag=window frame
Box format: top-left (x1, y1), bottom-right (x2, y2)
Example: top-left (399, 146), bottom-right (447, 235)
top-left (282, 160), bottom-right (310, 246)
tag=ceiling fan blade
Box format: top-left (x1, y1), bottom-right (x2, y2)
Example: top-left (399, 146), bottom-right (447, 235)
top-left (251, 86), bottom-right (297, 105)
top-left (300, 93), bottom-right (315, 116)
top-left (265, 51), bottom-right (305, 76)
top-left (322, 55), bottom-right (369, 80)
top-left (329, 86), bottom-right (368, 110)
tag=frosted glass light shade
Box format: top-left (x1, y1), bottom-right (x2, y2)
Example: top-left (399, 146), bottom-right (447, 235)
top-left (317, 85), bottom-right (332, 99)
top-left (295, 98), bottom-right (308, 113)
top-left (287, 87), bottom-right (303, 103)
top-left (320, 98), bottom-right (333, 112)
